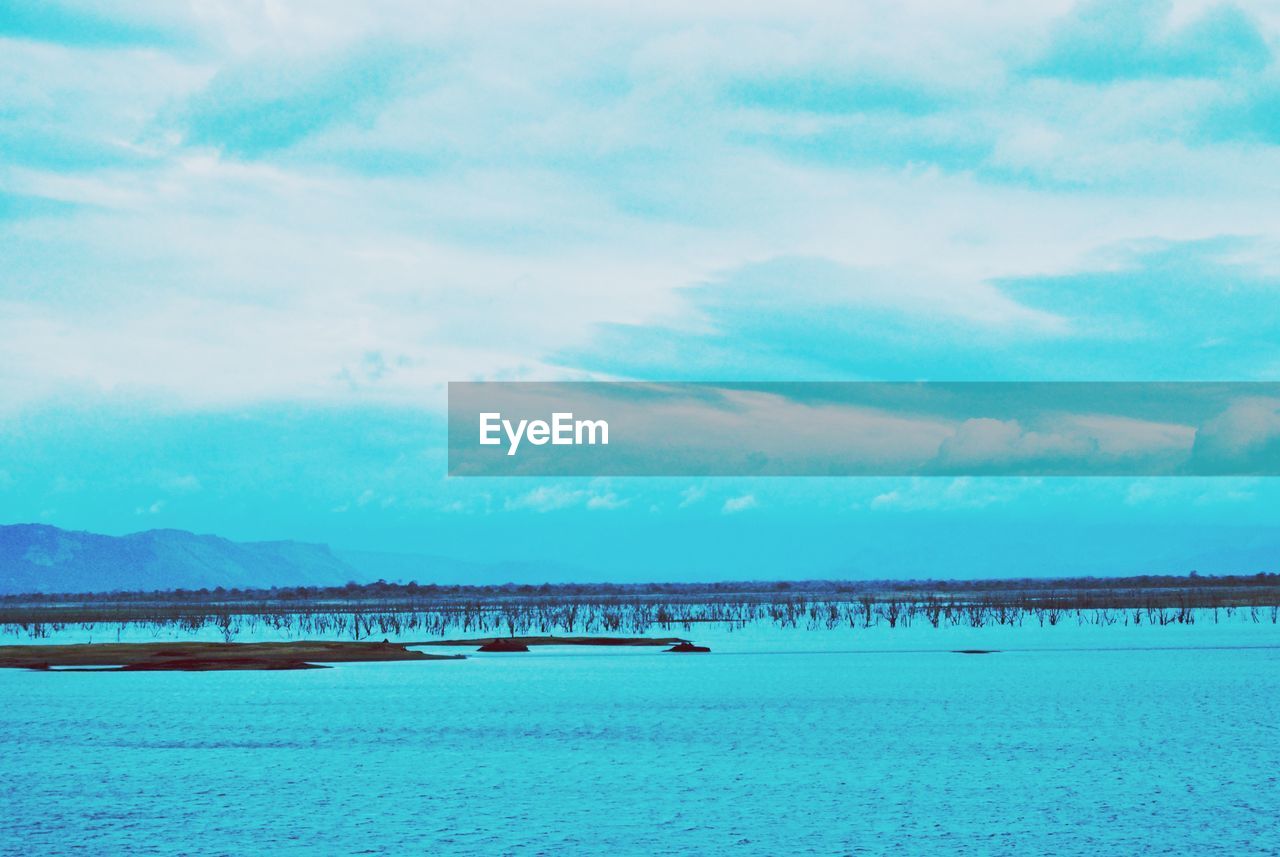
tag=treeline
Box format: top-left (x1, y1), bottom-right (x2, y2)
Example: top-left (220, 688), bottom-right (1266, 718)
top-left (4, 571), bottom-right (1277, 606)
top-left (1, 572), bottom-right (1278, 639)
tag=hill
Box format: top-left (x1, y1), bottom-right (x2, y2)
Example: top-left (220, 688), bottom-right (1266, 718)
top-left (0, 524), bottom-right (358, 595)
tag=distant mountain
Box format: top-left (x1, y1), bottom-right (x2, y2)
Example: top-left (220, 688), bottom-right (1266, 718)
top-left (0, 524), bottom-right (359, 595)
top-left (0, 524), bottom-right (589, 596)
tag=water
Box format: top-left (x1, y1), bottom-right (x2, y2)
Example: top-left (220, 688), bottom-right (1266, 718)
top-left (3, 622), bottom-right (1279, 855)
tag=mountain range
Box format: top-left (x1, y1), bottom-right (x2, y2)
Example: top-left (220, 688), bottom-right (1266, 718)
top-left (0, 523), bottom-right (581, 595)
top-left (4, 521), bottom-right (1274, 596)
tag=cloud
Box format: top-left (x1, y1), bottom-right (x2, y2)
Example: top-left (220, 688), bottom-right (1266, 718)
top-left (161, 473), bottom-right (202, 493)
top-left (678, 484), bottom-right (707, 507)
top-left (1028, 1), bottom-right (1270, 82)
top-left (868, 477), bottom-right (1039, 511)
top-left (0, 0), bottom-right (192, 49)
top-left (723, 74), bottom-right (952, 117)
top-left (562, 235), bottom-right (1280, 384)
top-left (557, 255), bottom-right (1072, 381)
top-left (179, 44), bottom-right (422, 157)
top-left (931, 413), bottom-right (1195, 472)
top-left (936, 418), bottom-right (1093, 467)
top-left (1062, 413), bottom-right (1196, 458)
top-left (917, 395), bottom-right (1254, 475)
top-left (1198, 72), bottom-right (1280, 145)
top-left (3, 1), bottom-right (1280, 420)
top-left (505, 483), bottom-right (625, 512)
top-left (1190, 396), bottom-right (1280, 472)
top-left (721, 493), bottom-right (757, 514)
top-left (506, 486), bottom-right (578, 512)
top-left (586, 492), bottom-right (626, 510)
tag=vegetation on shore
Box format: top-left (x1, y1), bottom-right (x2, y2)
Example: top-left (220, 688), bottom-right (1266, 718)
top-left (2, 574), bottom-right (1277, 643)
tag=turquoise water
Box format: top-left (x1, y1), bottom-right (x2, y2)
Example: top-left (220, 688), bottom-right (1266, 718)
top-left (3, 622), bottom-right (1279, 855)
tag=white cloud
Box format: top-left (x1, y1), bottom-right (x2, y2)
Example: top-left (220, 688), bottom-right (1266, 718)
top-left (678, 484), bottom-right (708, 507)
top-left (506, 486), bottom-right (582, 512)
top-left (162, 474), bottom-right (203, 493)
top-left (1196, 397), bottom-right (1280, 454)
top-left (3, 1), bottom-right (1280, 415)
top-left (504, 483), bottom-right (624, 512)
top-left (936, 418), bottom-right (1093, 466)
top-left (868, 476), bottom-right (1040, 511)
top-left (935, 414), bottom-right (1196, 470)
top-left (586, 492), bottom-right (627, 510)
top-left (722, 493), bottom-right (757, 514)
top-left (1190, 396), bottom-right (1280, 473)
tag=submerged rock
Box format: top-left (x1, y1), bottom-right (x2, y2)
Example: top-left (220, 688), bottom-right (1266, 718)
top-left (665, 642), bottom-right (710, 653)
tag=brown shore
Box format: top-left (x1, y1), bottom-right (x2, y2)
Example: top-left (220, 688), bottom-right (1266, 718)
top-left (0, 636), bottom-right (694, 671)
top-left (0, 640), bottom-right (465, 672)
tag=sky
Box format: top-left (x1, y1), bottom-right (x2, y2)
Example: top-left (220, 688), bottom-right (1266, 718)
top-left (2, 0), bottom-right (1280, 580)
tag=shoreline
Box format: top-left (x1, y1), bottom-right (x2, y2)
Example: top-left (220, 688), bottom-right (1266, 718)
top-left (0, 636), bottom-right (693, 671)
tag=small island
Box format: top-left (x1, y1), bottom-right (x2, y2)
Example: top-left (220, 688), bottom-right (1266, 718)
top-left (0, 640), bottom-right (465, 672)
top-left (0, 635), bottom-right (708, 671)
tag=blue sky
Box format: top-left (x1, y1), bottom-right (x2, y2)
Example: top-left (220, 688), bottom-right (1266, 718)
top-left (2, 1), bottom-right (1280, 579)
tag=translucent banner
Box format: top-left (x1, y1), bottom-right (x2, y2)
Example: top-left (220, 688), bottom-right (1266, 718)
top-left (448, 382), bottom-right (1280, 476)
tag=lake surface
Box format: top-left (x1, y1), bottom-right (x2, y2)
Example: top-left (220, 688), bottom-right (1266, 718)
top-left (3, 621), bottom-right (1279, 855)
